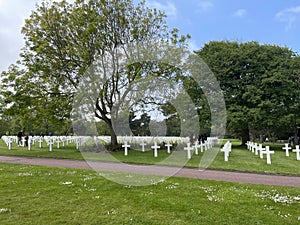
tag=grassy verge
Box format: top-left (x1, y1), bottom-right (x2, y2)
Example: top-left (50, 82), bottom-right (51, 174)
top-left (0, 141), bottom-right (84, 160)
top-left (0, 139), bottom-right (299, 175)
top-left (0, 163), bottom-right (299, 225)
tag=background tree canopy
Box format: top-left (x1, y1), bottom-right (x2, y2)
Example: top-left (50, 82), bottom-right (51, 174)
top-left (196, 41), bottom-right (300, 144)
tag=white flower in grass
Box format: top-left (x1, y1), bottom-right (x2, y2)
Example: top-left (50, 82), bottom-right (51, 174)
top-left (107, 209), bottom-right (117, 215)
top-left (87, 188), bottom-right (96, 191)
top-left (294, 196), bottom-right (300, 201)
top-left (60, 181), bottom-right (73, 185)
top-left (278, 211), bottom-right (292, 218)
top-left (263, 205), bottom-right (274, 210)
top-left (18, 172), bottom-right (33, 177)
top-left (75, 189), bottom-right (83, 194)
top-left (144, 191), bottom-right (154, 196)
top-left (207, 195), bottom-right (223, 202)
top-left (83, 176), bottom-right (94, 181)
top-left (166, 183), bottom-right (179, 189)
top-left (0, 208), bottom-right (10, 213)
top-left (256, 191), bottom-right (299, 204)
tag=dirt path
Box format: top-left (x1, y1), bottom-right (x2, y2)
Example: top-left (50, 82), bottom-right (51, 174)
top-left (0, 155), bottom-right (299, 187)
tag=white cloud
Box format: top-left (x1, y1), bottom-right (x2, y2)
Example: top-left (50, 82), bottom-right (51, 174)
top-left (233, 9), bottom-right (247, 17)
top-left (0, 0), bottom-right (41, 72)
top-left (147, 1), bottom-right (177, 18)
top-left (276, 6), bottom-right (300, 30)
top-left (196, 0), bottom-right (214, 12)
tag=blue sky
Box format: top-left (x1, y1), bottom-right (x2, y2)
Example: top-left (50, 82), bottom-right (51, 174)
top-left (1, 0), bottom-right (300, 72)
top-left (147, 0), bottom-right (300, 52)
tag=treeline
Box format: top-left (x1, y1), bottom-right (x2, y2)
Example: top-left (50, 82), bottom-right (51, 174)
top-left (0, 0), bottom-right (299, 144)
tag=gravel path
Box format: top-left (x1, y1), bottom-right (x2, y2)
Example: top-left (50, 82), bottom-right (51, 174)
top-left (0, 155), bottom-right (299, 187)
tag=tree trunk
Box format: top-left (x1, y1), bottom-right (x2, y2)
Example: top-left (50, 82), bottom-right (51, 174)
top-left (240, 126), bottom-right (250, 146)
top-left (111, 129), bottom-right (118, 146)
top-left (108, 122), bottom-right (118, 146)
top-left (293, 120), bottom-right (299, 145)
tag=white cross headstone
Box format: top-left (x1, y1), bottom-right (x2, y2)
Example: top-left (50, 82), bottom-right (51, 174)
top-left (259, 144), bottom-right (265, 159)
top-left (76, 138), bottom-right (80, 150)
top-left (151, 141), bottom-right (160, 158)
top-left (61, 137), bottom-right (66, 147)
top-left (57, 138), bottom-right (61, 149)
top-left (262, 146), bottom-right (275, 164)
top-left (221, 141), bottom-right (231, 162)
top-left (292, 145), bottom-right (300, 160)
top-left (246, 141), bottom-right (251, 150)
top-left (140, 141), bottom-right (146, 152)
top-left (28, 137), bottom-right (32, 151)
top-left (248, 142), bottom-right (252, 151)
top-left (254, 143), bottom-right (258, 155)
top-left (122, 142), bottom-right (130, 156)
top-left (21, 137), bottom-right (26, 147)
top-left (2, 136), bottom-right (13, 150)
top-left (165, 141), bottom-right (172, 154)
top-left (49, 139), bottom-right (54, 152)
top-left (204, 141), bottom-right (208, 151)
top-left (194, 140), bottom-right (199, 155)
top-left (8, 138), bottom-right (12, 150)
top-left (45, 137), bottom-right (55, 152)
top-left (282, 143), bottom-right (292, 157)
top-left (184, 143), bottom-right (193, 159)
top-left (200, 141), bottom-right (204, 153)
top-left (49, 142), bottom-right (53, 152)
top-left (38, 137), bottom-right (43, 148)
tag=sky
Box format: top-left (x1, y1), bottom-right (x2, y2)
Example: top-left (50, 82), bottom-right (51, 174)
top-left (1, 0), bottom-right (300, 73)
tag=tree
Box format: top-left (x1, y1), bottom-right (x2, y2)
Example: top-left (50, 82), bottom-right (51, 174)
top-left (1, 0), bottom-right (189, 146)
top-left (129, 112), bottom-right (151, 136)
top-left (0, 63), bottom-right (72, 135)
top-left (196, 41), bottom-right (299, 144)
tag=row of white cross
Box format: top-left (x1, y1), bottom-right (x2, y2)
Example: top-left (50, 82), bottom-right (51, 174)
top-left (246, 141), bottom-right (300, 163)
top-left (1, 135), bottom-right (88, 152)
top-left (1, 136), bottom-right (16, 150)
top-left (122, 139), bottom-right (214, 158)
top-left (282, 143), bottom-right (300, 160)
top-left (246, 141), bottom-right (275, 164)
top-left (95, 136), bottom-right (191, 145)
top-left (1, 135), bottom-right (220, 160)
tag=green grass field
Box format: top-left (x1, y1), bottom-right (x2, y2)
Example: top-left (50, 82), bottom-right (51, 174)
top-left (0, 139), bottom-right (299, 224)
top-left (0, 163), bottom-right (299, 225)
top-left (0, 139), bottom-right (299, 175)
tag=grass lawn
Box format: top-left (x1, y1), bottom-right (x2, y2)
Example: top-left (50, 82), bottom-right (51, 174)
top-left (0, 139), bottom-right (299, 175)
top-left (0, 163), bottom-right (299, 225)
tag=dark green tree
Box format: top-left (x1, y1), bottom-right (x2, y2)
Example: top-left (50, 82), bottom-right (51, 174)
top-left (196, 41), bottom-right (299, 144)
top-left (129, 112), bottom-right (151, 136)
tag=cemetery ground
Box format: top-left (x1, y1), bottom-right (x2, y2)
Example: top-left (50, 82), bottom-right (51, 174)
top-left (0, 163), bottom-right (299, 224)
top-left (0, 139), bottom-right (299, 175)
top-left (0, 139), bottom-right (299, 224)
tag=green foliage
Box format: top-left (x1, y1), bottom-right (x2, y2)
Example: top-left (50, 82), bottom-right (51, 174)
top-left (0, 0), bottom-right (190, 144)
top-left (196, 41), bottom-right (300, 143)
top-left (129, 112), bottom-right (151, 136)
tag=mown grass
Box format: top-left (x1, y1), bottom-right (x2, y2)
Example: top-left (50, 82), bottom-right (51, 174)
top-left (0, 141), bottom-right (84, 160)
top-left (0, 139), bottom-right (299, 175)
top-left (0, 163), bottom-right (299, 225)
